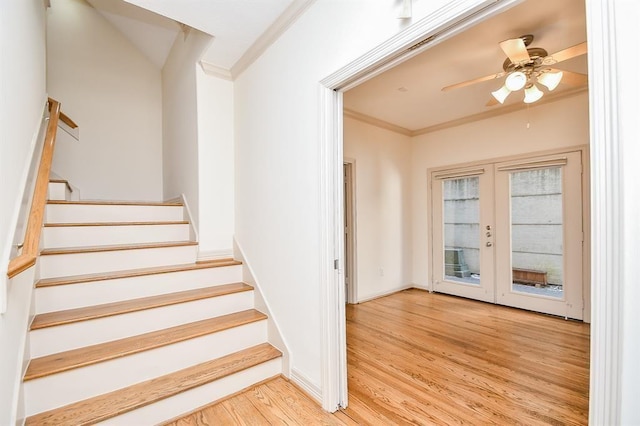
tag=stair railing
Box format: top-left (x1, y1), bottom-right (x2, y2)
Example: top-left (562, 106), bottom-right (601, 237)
top-left (6, 98), bottom-right (74, 278)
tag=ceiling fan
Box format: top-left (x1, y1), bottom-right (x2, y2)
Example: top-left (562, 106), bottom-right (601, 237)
top-left (442, 34), bottom-right (588, 106)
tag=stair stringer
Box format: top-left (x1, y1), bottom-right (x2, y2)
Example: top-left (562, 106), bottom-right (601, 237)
top-left (4, 265), bottom-right (37, 426)
top-left (233, 238), bottom-right (291, 378)
top-left (177, 193), bottom-right (198, 243)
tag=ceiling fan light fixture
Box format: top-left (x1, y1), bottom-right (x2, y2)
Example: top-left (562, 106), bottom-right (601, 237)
top-left (491, 85), bottom-right (511, 104)
top-left (538, 70), bottom-right (563, 91)
top-left (505, 71), bottom-right (527, 91)
top-left (524, 84), bottom-right (544, 103)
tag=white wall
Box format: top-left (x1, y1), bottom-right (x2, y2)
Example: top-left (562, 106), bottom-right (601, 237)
top-left (162, 29), bottom-right (212, 229)
top-left (0, 0), bottom-right (47, 423)
top-left (234, 0), bottom-right (452, 393)
top-left (195, 69), bottom-right (235, 258)
top-left (0, 0), bottom-right (47, 296)
top-left (411, 92), bottom-right (590, 289)
top-left (47, 0), bottom-right (163, 202)
top-left (343, 117), bottom-right (412, 302)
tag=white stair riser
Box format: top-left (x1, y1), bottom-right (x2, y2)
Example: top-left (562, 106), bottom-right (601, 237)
top-left (24, 321), bottom-right (268, 416)
top-left (48, 182), bottom-right (71, 201)
top-left (100, 359), bottom-right (282, 426)
top-left (35, 265), bottom-right (242, 313)
top-left (41, 224), bottom-right (190, 249)
top-left (46, 204), bottom-right (184, 224)
top-left (30, 293), bottom-right (255, 357)
top-left (38, 245), bottom-right (197, 279)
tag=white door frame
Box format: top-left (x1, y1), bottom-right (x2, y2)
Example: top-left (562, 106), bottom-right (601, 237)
top-left (319, 0), bottom-right (623, 423)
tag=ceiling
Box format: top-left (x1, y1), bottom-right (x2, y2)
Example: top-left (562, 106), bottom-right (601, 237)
top-left (343, 0), bottom-right (588, 133)
top-left (86, 0), bottom-right (306, 71)
top-left (83, 0), bottom-right (587, 131)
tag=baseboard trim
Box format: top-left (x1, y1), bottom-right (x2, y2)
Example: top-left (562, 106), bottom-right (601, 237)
top-left (356, 284), bottom-right (414, 304)
top-left (290, 368), bottom-right (322, 404)
top-left (233, 238), bottom-right (291, 376)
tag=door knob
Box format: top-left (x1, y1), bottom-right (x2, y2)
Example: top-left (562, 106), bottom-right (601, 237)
top-left (486, 242), bottom-right (493, 247)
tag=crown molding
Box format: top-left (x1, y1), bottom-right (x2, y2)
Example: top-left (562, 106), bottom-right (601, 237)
top-left (411, 86), bottom-right (588, 136)
top-left (343, 109), bottom-right (412, 136)
top-left (345, 86), bottom-right (588, 137)
top-left (231, 0), bottom-right (317, 79)
top-left (199, 60), bottom-right (233, 81)
top-left (197, 0), bottom-right (315, 81)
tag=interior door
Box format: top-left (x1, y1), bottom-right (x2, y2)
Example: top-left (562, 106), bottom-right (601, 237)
top-left (431, 151), bottom-right (584, 319)
top-left (431, 165), bottom-right (495, 303)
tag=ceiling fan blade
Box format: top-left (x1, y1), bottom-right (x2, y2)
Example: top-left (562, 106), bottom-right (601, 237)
top-left (548, 42), bottom-right (587, 64)
top-left (499, 38), bottom-right (531, 64)
top-left (551, 68), bottom-right (588, 87)
top-left (486, 97), bottom-right (500, 107)
top-left (442, 72), bottom-right (505, 92)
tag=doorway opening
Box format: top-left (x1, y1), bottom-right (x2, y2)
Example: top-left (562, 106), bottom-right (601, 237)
top-left (318, 0), bottom-right (606, 417)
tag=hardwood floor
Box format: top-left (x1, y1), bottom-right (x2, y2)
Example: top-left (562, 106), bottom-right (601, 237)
top-left (164, 376), bottom-right (354, 426)
top-left (168, 289), bottom-right (590, 425)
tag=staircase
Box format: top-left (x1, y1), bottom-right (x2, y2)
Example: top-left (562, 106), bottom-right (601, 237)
top-left (22, 180), bottom-right (282, 425)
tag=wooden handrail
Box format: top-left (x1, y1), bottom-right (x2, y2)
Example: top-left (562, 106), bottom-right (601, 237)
top-left (7, 99), bottom-right (62, 278)
top-left (47, 97), bottom-right (77, 129)
top-left (60, 111), bottom-right (77, 129)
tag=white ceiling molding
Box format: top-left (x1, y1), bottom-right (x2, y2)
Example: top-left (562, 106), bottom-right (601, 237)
top-left (343, 109), bottom-right (412, 136)
top-left (230, 0), bottom-right (317, 79)
top-left (411, 86), bottom-right (588, 136)
top-left (199, 61), bottom-right (233, 81)
top-left (345, 86), bottom-right (588, 137)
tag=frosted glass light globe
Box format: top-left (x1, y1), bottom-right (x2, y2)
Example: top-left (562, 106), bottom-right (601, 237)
top-left (505, 71), bottom-right (527, 91)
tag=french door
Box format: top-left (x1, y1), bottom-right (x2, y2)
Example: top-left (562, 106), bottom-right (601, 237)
top-left (431, 151), bottom-right (584, 319)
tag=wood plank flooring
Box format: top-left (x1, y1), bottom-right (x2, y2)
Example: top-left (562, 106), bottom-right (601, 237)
top-left (167, 289), bottom-right (590, 425)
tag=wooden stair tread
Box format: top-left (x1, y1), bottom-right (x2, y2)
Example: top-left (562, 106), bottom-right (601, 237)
top-left (44, 220), bottom-right (189, 227)
top-left (25, 343), bottom-right (282, 426)
top-left (47, 200), bottom-right (183, 206)
top-left (31, 283), bottom-right (253, 330)
top-left (25, 309), bottom-right (267, 381)
top-left (40, 240), bottom-right (197, 256)
top-left (35, 259), bottom-right (242, 288)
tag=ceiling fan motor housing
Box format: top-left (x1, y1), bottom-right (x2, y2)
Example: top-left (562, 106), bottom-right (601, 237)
top-left (502, 47), bottom-right (549, 72)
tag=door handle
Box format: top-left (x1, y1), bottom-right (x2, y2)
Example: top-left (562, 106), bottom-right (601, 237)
top-left (486, 242), bottom-right (493, 247)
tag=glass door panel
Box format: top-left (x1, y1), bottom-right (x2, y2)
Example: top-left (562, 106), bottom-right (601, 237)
top-left (509, 167), bottom-right (564, 299)
top-left (443, 177), bottom-right (481, 285)
top-left (495, 152), bottom-right (583, 319)
top-left (431, 166), bottom-right (494, 303)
